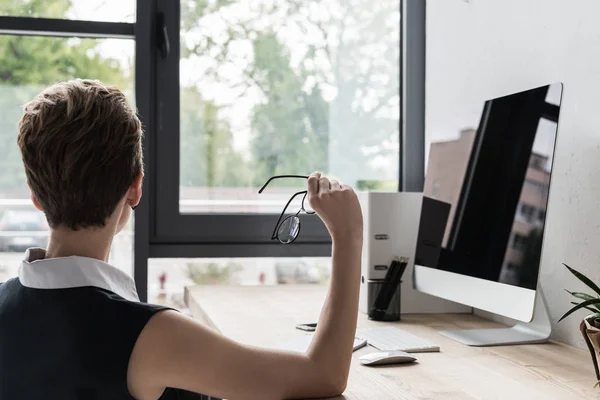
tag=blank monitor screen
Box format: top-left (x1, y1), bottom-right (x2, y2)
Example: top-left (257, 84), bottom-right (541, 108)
top-left (415, 83), bottom-right (562, 291)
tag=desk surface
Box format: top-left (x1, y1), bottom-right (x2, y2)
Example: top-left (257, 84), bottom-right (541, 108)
top-left (184, 285), bottom-right (598, 400)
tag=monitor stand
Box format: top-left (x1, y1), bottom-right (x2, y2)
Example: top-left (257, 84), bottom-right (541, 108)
top-left (439, 287), bottom-right (551, 346)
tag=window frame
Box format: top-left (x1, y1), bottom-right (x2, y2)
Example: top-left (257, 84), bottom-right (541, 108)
top-left (0, 0), bottom-right (427, 306)
top-left (0, 16), bottom-right (134, 38)
top-left (401, 0), bottom-right (425, 192)
top-left (147, 0), bottom-right (332, 259)
top-left (144, 0), bottom-right (424, 259)
top-left (1, 1), bottom-right (147, 295)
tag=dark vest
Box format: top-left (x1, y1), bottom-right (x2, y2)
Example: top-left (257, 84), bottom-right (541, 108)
top-left (0, 278), bottom-right (207, 399)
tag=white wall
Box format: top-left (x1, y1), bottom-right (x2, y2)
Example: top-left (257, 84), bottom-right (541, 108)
top-left (426, 0), bottom-right (600, 349)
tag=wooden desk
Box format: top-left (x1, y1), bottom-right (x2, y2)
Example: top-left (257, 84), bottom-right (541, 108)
top-left (184, 285), bottom-right (599, 400)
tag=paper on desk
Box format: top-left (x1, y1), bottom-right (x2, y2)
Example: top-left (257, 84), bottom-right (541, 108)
top-left (277, 334), bottom-right (314, 353)
top-left (276, 334), bottom-right (367, 353)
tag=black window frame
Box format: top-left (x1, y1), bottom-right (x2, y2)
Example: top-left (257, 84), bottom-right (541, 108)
top-left (0, 0), bottom-right (155, 302)
top-left (145, 0), bottom-right (424, 300)
top-left (138, 0), bottom-right (426, 294)
top-left (0, 0), bottom-right (427, 306)
top-left (149, 0), bottom-right (331, 257)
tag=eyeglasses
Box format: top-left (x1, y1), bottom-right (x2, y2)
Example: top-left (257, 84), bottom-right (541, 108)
top-left (258, 175), bottom-right (315, 244)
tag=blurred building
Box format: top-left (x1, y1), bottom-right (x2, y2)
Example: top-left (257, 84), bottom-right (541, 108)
top-left (424, 128), bottom-right (476, 247)
top-left (424, 128), bottom-right (550, 286)
top-left (499, 152), bottom-right (549, 286)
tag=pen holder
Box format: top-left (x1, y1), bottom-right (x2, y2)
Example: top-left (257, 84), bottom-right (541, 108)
top-left (367, 279), bottom-right (401, 321)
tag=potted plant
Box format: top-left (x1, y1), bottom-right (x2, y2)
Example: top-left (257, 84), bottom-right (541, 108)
top-left (560, 264), bottom-right (600, 386)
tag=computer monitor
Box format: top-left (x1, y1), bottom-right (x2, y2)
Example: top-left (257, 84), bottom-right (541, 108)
top-left (413, 83), bottom-right (563, 346)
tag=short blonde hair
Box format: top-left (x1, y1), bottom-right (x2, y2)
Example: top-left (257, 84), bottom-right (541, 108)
top-left (17, 79), bottom-right (143, 229)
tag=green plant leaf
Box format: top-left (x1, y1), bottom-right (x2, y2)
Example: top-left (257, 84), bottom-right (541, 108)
top-left (564, 264), bottom-right (600, 297)
top-left (560, 298), bottom-right (600, 322)
top-left (566, 289), bottom-right (597, 302)
top-left (567, 289), bottom-right (600, 312)
top-left (571, 301), bottom-right (600, 313)
top-left (595, 380), bottom-right (600, 388)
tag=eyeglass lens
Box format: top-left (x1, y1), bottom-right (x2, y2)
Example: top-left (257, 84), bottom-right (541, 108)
top-left (277, 215), bottom-right (301, 244)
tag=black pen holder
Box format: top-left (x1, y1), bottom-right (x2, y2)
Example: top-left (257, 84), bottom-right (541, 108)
top-left (367, 279), bottom-right (402, 321)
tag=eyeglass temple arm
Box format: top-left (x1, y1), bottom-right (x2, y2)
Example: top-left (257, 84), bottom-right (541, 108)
top-left (271, 190), bottom-right (308, 240)
top-left (258, 175), bottom-right (310, 193)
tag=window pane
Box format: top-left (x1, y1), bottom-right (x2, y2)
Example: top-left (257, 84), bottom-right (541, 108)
top-left (0, 0), bottom-right (136, 23)
top-left (0, 35), bottom-right (134, 281)
top-left (148, 257), bottom-right (331, 307)
top-left (180, 0), bottom-right (400, 214)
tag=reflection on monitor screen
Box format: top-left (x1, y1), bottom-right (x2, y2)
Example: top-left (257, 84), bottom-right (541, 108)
top-left (415, 83), bottom-right (562, 291)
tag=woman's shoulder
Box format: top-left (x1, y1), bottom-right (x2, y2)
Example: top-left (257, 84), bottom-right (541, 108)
top-left (0, 277), bottom-right (24, 299)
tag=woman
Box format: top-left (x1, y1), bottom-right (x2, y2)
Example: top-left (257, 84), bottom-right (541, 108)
top-left (0, 79), bottom-right (363, 400)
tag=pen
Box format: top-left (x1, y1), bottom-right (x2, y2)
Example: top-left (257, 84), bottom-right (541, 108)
top-left (369, 257), bottom-right (409, 320)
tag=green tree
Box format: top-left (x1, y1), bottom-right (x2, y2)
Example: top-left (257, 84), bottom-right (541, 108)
top-left (181, 0), bottom-right (399, 187)
top-left (180, 86), bottom-right (252, 187)
top-left (0, 0), bottom-right (70, 19)
top-left (249, 32), bottom-right (329, 183)
top-left (0, 0), bottom-right (131, 193)
top-left (320, 0), bottom-right (400, 185)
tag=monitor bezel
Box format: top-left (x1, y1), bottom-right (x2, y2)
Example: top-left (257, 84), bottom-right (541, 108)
top-left (413, 82), bottom-right (562, 323)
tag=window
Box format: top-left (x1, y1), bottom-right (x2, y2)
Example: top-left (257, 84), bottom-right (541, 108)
top-left (1, 1), bottom-right (420, 303)
top-left (523, 179), bottom-right (548, 196)
top-left (511, 233), bottom-right (527, 251)
top-left (178, 0), bottom-right (400, 215)
top-left (148, 256), bottom-right (331, 306)
top-left (0, 0), bottom-right (136, 22)
top-left (146, 0), bottom-right (402, 264)
top-left (519, 204), bottom-right (536, 221)
top-left (0, 8), bottom-right (136, 281)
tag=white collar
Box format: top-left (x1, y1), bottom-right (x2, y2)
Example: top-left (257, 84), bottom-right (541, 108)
top-left (18, 248), bottom-right (139, 302)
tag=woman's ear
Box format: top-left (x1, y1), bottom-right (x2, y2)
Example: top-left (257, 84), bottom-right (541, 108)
top-left (29, 187), bottom-right (44, 212)
top-left (128, 172), bottom-right (144, 209)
